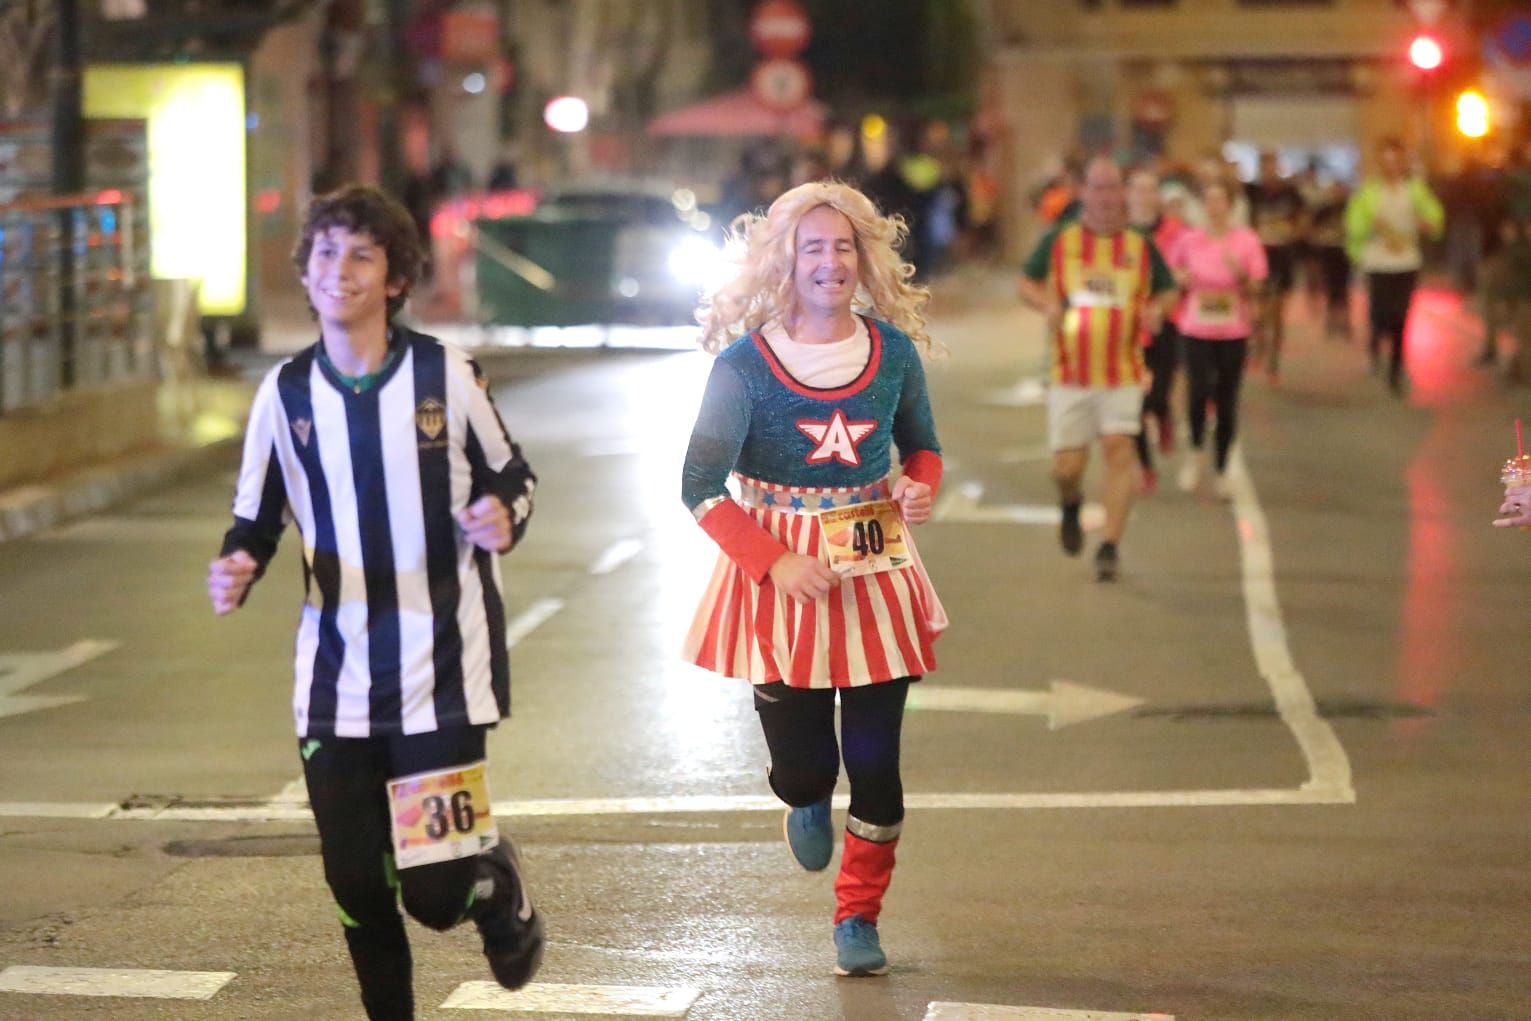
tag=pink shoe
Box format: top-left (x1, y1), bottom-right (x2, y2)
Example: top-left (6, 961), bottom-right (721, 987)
top-left (1138, 468), bottom-right (1158, 496)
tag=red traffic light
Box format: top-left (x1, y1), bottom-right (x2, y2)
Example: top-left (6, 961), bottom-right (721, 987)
top-left (1408, 34), bottom-right (1444, 71)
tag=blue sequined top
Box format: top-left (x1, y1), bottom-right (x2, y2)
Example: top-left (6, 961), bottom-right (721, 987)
top-left (681, 317), bottom-right (940, 511)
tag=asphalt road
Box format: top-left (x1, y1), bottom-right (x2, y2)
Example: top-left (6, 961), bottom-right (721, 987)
top-left (0, 271), bottom-right (1526, 1020)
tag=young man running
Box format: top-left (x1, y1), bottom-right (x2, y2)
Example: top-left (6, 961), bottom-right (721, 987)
top-left (207, 185), bottom-right (542, 1020)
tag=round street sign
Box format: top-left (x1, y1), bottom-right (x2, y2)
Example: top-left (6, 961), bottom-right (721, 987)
top-left (750, 0), bottom-right (811, 59)
top-left (750, 59), bottom-right (812, 112)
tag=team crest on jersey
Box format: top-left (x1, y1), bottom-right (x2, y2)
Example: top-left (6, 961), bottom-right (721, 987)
top-left (415, 397), bottom-right (446, 441)
top-left (797, 408), bottom-right (876, 467)
top-left (290, 417), bottom-right (312, 447)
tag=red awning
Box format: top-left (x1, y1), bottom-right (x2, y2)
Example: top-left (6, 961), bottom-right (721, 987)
top-left (647, 88), bottom-right (825, 139)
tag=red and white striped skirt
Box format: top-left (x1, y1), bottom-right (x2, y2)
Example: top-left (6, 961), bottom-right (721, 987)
top-left (683, 479), bottom-right (948, 688)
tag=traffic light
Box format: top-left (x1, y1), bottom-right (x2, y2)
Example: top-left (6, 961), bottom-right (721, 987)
top-left (1408, 34), bottom-right (1444, 71)
top-left (1456, 89), bottom-right (1489, 138)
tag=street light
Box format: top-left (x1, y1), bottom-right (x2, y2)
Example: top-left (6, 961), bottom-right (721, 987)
top-left (1456, 89), bottom-right (1489, 139)
top-left (544, 96), bottom-right (589, 134)
top-left (1408, 34), bottom-right (1444, 71)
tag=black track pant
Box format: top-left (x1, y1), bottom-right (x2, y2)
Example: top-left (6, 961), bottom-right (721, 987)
top-left (302, 726), bottom-right (488, 1021)
top-left (754, 678), bottom-right (910, 827)
top-left (1135, 325), bottom-right (1179, 470)
top-left (1367, 270), bottom-right (1418, 386)
top-left (1183, 337), bottom-right (1249, 474)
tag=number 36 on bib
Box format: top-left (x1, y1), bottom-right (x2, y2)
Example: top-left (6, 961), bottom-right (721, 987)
top-left (387, 760), bottom-right (499, 870)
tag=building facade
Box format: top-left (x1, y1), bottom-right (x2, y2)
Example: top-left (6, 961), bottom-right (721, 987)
top-left (986, 0), bottom-right (1471, 253)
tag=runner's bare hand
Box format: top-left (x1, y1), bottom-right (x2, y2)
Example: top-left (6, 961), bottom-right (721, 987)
top-left (1494, 484), bottom-right (1531, 528)
top-left (892, 476), bottom-right (933, 525)
top-left (208, 549), bottom-right (258, 616)
top-left (458, 495), bottom-right (512, 552)
top-left (768, 551), bottom-right (840, 603)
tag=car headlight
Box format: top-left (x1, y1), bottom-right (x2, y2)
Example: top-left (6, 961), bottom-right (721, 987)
top-left (667, 235), bottom-right (723, 288)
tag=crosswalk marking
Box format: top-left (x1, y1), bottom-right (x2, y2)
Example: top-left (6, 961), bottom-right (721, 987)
top-left (0, 965), bottom-right (236, 1000)
top-left (440, 981), bottom-right (700, 1016)
top-left (923, 1004), bottom-right (1173, 1021)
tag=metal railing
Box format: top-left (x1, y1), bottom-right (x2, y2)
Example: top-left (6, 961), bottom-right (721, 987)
top-left (0, 190), bottom-right (153, 414)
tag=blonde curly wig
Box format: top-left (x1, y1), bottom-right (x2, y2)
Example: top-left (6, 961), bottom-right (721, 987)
top-left (696, 180), bottom-right (935, 355)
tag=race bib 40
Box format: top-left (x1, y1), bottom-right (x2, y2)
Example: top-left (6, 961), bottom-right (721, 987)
top-left (819, 499), bottom-right (911, 577)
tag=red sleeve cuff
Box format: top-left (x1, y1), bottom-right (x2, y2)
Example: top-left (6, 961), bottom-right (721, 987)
top-left (900, 450), bottom-right (943, 497)
top-left (697, 500), bottom-right (789, 584)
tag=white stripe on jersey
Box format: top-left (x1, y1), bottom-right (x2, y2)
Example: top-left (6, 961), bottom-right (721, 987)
top-left (377, 355), bottom-right (440, 735)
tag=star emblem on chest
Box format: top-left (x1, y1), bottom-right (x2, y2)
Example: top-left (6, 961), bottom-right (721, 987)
top-left (797, 408), bottom-right (877, 467)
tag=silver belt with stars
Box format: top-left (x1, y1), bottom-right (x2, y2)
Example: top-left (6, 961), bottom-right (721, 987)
top-left (733, 473), bottom-right (890, 515)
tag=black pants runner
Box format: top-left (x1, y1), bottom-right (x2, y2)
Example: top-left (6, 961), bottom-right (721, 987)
top-left (753, 678), bottom-right (910, 827)
top-left (1135, 324), bottom-right (1179, 471)
top-left (1183, 337), bottom-right (1249, 474)
top-left (1367, 270), bottom-right (1418, 387)
top-left (302, 725), bottom-right (488, 1021)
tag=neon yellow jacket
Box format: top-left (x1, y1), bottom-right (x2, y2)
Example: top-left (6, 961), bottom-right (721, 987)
top-left (1344, 177), bottom-right (1444, 265)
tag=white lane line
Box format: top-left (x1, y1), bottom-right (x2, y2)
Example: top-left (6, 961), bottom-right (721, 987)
top-left (1227, 448), bottom-right (1354, 802)
top-left (0, 784), bottom-right (1353, 824)
top-left (924, 1003), bottom-right (1173, 1020)
top-left (0, 965), bottom-right (236, 1000)
top-left (271, 777), bottom-right (309, 804)
top-left (441, 981), bottom-right (699, 1016)
top-left (933, 481), bottom-right (1105, 529)
top-left (506, 596), bottom-right (566, 648)
top-left (0, 801), bottom-right (116, 819)
top-left (588, 538), bottom-right (644, 575)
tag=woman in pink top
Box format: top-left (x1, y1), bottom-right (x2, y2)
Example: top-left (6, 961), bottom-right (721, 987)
top-left (1170, 179), bottom-right (1268, 499)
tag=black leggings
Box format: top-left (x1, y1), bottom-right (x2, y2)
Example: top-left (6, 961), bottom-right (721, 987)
top-left (753, 678), bottom-right (910, 827)
top-left (302, 726), bottom-right (488, 1021)
top-left (1135, 325), bottom-right (1179, 470)
top-left (1367, 270), bottom-right (1418, 385)
top-left (1183, 337), bottom-right (1249, 473)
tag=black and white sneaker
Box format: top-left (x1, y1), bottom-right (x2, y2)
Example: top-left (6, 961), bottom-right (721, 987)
top-left (472, 837), bottom-right (544, 991)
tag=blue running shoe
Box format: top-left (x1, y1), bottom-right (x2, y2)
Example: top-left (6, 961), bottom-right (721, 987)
top-left (833, 915), bottom-right (888, 976)
top-left (782, 797), bottom-right (833, 871)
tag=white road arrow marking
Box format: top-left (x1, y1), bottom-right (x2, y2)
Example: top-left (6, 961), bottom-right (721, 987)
top-left (906, 681), bottom-right (1143, 730)
top-left (0, 639), bottom-right (117, 720)
top-left (924, 1003), bottom-right (1173, 1020)
top-left (933, 481), bottom-right (1105, 530)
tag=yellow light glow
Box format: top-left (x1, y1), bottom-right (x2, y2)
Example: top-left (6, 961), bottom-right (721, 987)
top-left (83, 64), bottom-right (247, 316)
top-left (1456, 89), bottom-right (1489, 139)
top-left (861, 113), bottom-right (887, 141)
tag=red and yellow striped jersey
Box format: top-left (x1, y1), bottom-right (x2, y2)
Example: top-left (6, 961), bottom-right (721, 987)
top-left (1025, 223), bottom-right (1172, 387)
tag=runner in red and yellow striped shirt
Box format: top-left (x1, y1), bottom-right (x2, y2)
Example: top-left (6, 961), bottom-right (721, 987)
top-left (1020, 156), bottom-right (1177, 581)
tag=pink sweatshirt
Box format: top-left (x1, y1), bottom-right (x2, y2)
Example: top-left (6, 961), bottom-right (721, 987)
top-left (1170, 226), bottom-right (1268, 340)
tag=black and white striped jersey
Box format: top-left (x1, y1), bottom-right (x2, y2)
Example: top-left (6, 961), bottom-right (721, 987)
top-left (220, 328), bottom-right (536, 738)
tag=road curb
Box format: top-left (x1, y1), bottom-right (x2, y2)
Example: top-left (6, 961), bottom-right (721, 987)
top-left (0, 439), bottom-right (241, 545)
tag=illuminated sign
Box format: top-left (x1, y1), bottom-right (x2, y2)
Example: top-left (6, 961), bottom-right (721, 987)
top-left (82, 63), bottom-right (247, 317)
